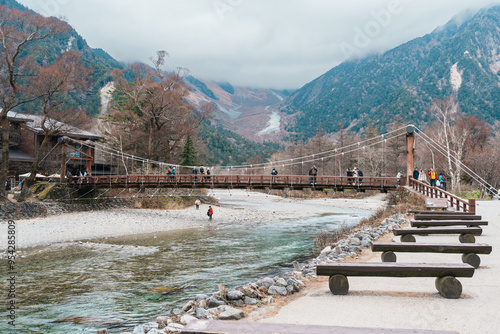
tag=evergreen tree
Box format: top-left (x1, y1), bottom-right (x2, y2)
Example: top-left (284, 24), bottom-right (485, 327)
top-left (180, 136), bottom-right (198, 166)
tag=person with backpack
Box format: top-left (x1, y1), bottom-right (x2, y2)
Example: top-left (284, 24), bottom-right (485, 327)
top-left (271, 168), bottom-right (278, 183)
top-left (309, 165), bottom-right (318, 184)
top-left (207, 206), bottom-right (213, 221)
top-left (439, 173), bottom-right (447, 191)
top-left (428, 169), bottom-right (438, 187)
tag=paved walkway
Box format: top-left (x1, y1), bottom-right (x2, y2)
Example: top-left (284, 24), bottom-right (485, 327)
top-left (261, 200), bottom-right (500, 333)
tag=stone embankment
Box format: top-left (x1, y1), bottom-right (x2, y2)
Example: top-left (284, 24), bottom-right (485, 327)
top-left (121, 214), bottom-right (408, 334)
top-left (0, 199), bottom-right (131, 221)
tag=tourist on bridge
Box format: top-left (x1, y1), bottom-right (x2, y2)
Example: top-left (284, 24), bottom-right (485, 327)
top-left (428, 169), bottom-right (438, 187)
top-left (396, 171), bottom-right (402, 186)
top-left (309, 165), bottom-right (318, 184)
top-left (207, 205), bottom-right (213, 221)
top-left (419, 169), bottom-right (427, 184)
top-left (439, 172), bottom-right (447, 191)
top-left (413, 167), bottom-right (420, 180)
top-left (271, 168), bottom-right (278, 182)
top-left (355, 167), bottom-right (363, 184)
top-left (171, 167), bottom-right (176, 181)
top-left (346, 168), bottom-right (354, 185)
top-left (192, 166), bottom-right (199, 181)
top-left (206, 168), bottom-right (211, 181)
top-left (200, 166), bottom-right (206, 181)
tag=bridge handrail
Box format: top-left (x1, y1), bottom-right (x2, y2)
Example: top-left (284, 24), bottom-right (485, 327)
top-left (409, 178), bottom-right (475, 213)
top-left (74, 174), bottom-right (400, 189)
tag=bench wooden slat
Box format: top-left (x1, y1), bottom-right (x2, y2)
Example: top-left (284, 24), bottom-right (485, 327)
top-left (372, 242), bottom-right (492, 254)
top-left (316, 262), bottom-right (474, 278)
top-left (393, 227), bottom-right (483, 236)
top-left (411, 220), bottom-right (488, 227)
top-left (181, 320), bottom-right (460, 334)
top-left (409, 210), bottom-right (475, 215)
top-left (414, 214), bottom-right (482, 220)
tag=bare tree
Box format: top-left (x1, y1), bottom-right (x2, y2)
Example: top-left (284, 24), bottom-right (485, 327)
top-left (0, 6), bottom-right (66, 197)
top-left (431, 95), bottom-right (491, 192)
top-left (19, 51), bottom-right (90, 200)
top-left (107, 51), bottom-right (206, 165)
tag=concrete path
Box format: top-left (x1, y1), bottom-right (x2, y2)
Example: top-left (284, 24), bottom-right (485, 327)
top-left (261, 200), bottom-right (500, 333)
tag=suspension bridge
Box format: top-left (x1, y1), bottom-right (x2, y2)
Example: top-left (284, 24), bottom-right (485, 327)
top-left (57, 125), bottom-right (496, 212)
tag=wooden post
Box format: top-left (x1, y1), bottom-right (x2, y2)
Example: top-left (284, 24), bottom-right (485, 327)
top-left (85, 146), bottom-right (92, 176)
top-left (60, 143), bottom-right (67, 183)
top-left (406, 125), bottom-right (415, 186)
top-left (468, 199), bottom-right (476, 214)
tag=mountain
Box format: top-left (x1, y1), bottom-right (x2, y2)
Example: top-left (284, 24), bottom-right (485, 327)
top-left (281, 6), bottom-right (500, 138)
top-left (1, 0), bottom-right (123, 116)
top-left (185, 77), bottom-right (292, 142)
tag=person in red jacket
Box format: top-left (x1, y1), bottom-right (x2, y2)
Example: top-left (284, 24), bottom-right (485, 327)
top-left (207, 206), bottom-right (213, 221)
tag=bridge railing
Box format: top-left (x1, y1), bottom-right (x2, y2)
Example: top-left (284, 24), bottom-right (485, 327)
top-left (72, 174), bottom-right (400, 190)
top-left (409, 178), bottom-right (475, 213)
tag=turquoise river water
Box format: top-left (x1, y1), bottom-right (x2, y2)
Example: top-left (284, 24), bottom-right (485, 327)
top-left (1, 201), bottom-right (372, 333)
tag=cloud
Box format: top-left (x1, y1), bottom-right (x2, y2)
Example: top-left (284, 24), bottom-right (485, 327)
top-left (17, 0), bottom-right (500, 89)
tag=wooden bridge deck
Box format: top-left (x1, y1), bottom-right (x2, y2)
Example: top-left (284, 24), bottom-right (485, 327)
top-left (69, 175), bottom-right (399, 191)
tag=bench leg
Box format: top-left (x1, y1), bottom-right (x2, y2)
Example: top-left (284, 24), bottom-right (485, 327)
top-left (401, 234), bottom-right (416, 242)
top-left (329, 275), bottom-right (349, 295)
top-left (459, 233), bottom-right (475, 243)
top-left (381, 251), bottom-right (397, 262)
top-left (462, 253), bottom-right (480, 268)
top-left (435, 276), bottom-right (462, 299)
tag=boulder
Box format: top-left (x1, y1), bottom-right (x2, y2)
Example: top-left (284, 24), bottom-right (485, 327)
top-left (227, 290), bottom-right (245, 300)
top-left (181, 300), bottom-right (195, 312)
top-left (207, 296), bottom-right (225, 308)
top-left (240, 285), bottom-right (259, 298)
top-left (195, 308), bottom-right (209, 318)
top-left (268, 285), bottom-right (287, 296)
top-left (195, 294), bottom-right (209, 302)
top-left (218, 308), bottom-right (245, 320)
top-left (261, 277), bottom-right (275, 288)
top-left (232, 299), bottom-right (245, 307)
top-left (156, 316), bottom-right (170, 328)
top-left (180, 314), bottom-right (197, 325)
top-left (244, 296), bottom-right (258, 305)
top-left (274, 278), bottom-right (288, 287)
top-left (197, 299), bottom-right (208, 309)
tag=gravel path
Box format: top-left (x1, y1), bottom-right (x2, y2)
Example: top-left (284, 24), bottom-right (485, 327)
top-left (0, 190), bottom-right (387, 250)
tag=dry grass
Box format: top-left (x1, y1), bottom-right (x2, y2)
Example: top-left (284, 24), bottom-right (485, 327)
top-left (312, 187), bottom-right (426, 255)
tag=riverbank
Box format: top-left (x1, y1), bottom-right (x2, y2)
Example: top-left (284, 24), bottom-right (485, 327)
top-left (0, 189), bottom-right (387, 250)
top-left (256, 200), bottom-right (500, 334)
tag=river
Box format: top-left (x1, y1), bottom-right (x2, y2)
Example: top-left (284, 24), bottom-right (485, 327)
top-left (1, 199), bottom-right (373, 333)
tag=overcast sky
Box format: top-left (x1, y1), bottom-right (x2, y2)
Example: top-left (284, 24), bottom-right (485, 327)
top-left (17, 0), bottom-right (500, 89)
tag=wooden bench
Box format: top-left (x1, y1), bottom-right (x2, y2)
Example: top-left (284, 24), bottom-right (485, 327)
top-left (372, 242), bottom-right (492, 268)
top-left (181, 320), bottom-right (460, 333)
top-left (392, 227), bottom-right (482, 243)
top-left (411, 220), bottom-right (488, 228)
top-left (409, 210), bottom-right (475, 215)
top-left (414, 214), bottom-right (482, 221)
top-left (316, 262), bottom-right (474, 299)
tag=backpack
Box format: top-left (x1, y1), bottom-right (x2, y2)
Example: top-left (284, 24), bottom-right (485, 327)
top-left (312, 168), bottom-right (317, 175)
top-left (441, 175), bottom-right (447, 182)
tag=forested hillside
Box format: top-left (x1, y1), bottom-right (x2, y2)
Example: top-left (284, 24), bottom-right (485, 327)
top-left (282, 6), bottom-right (500, 138)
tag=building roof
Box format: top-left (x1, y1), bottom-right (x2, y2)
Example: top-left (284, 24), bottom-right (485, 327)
top-left (0, 148), bottom-right (34, 162)
top-left (6, 111), bottom-right (103, 141)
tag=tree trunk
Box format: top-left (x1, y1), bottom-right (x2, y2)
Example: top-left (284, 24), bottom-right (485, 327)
top-left (18, 134), bottom-right (52, 201)
top-left (0, 117), bottom-right (11, 199)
